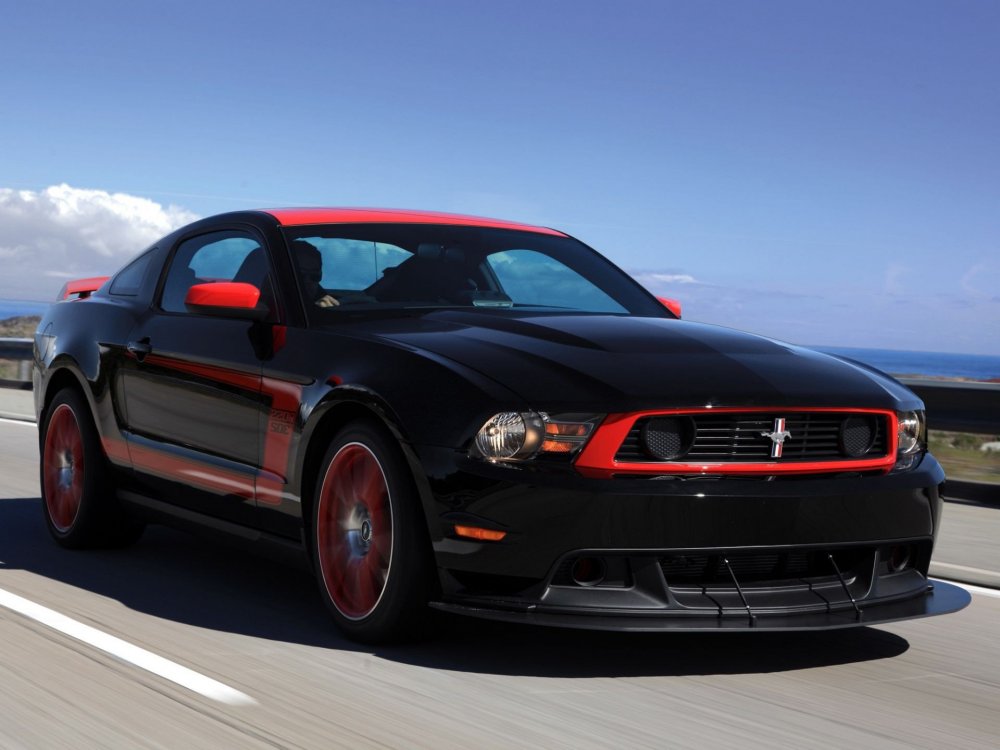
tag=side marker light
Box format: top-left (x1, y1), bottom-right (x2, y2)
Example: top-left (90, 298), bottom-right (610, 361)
top-left (454, 525), bottom-right (507, 542)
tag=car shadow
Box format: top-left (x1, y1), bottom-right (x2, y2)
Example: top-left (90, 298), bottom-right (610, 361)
top-left (0, 497), bottom-right (909, 677)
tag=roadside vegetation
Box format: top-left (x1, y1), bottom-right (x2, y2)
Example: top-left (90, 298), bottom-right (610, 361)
top-left (0, 315), bottom-right (40, 381)
top-left (929, 430), bottom-right (1000, 484)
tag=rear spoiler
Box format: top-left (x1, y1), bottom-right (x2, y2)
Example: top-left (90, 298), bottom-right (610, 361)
top-left (58, 276), bottom-right (110, 300)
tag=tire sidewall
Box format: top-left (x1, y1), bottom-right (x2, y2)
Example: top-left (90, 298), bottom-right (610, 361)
top-left (40, 389), bottom-right (105, 547)
top-left (311, 420), bottom-right (431, 642)
top-left (39, 388), bottom-right (142, 548)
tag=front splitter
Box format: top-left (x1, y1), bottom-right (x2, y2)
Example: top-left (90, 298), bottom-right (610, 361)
top-left (430, 579), bottom-right (972, 632)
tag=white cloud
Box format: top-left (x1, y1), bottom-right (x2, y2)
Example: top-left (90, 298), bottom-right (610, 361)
top-left (884, 261), bottom-right (911, 296)
top-left (0, 184), bottom-right (199, 300)
top-left (631, 271), bottom-right (699, 285)
top-left (960, 261), bottom-right (1000, 299)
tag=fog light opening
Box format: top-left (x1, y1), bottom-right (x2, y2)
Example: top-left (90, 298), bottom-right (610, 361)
top-left (888, 545), bottom-right (912, 573)
top-left (571, 557), bottom-right (607, 587)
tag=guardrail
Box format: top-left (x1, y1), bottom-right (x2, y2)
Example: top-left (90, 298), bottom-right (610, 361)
top-left (2, 337), bottom-right (998, 429)
top-left (0, 338), bottom-right (33, 388)
top-left (899, 378), bottom-right (1000, 434)
top-left (0, 338), bottom-right (32, 359)
top-left (1, 337), bottom-right (997, 502)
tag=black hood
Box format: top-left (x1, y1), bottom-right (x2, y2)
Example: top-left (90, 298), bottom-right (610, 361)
top-left (353, 311), bottom-right (920, 413)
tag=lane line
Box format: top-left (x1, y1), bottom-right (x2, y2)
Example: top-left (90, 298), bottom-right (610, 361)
top-left (0, 587), bottom-right (256, 705)
top-left (933, 579), bottom-right (1000, 600)
top-left (0, 417), bottom-right (35, 426)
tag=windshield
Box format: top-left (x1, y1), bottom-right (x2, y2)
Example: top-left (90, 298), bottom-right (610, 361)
top-left (283, 223), bottom-right (668, 322)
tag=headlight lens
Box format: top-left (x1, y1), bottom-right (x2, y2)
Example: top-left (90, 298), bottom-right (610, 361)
top-left (897, 410), bottom-right (926, 455)
top-left (474, 412), bottom-right (543, 460)
top-left (473, 411), bottom-right (601, 462)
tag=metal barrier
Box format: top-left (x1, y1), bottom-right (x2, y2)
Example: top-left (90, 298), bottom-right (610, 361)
top-left (900, 378), bottom-right (1000, 434)
top-left (0, 338), bottom-right (32, 359)
top-left (2, 337), bottom-right (998, 426)
top-left (0, 338), bottom-right (33, 388)
top-left (0, 337), bottom-right (997, 501)
top-left (3, 336), bottom-right (997, 423)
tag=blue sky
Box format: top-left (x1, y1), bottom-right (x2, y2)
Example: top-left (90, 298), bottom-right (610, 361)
top-left (1, 1), bottom-right (997, 353)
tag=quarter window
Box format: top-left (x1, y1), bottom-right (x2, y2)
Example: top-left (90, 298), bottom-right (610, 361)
top-left (109, 250), bottom-right (154, 296)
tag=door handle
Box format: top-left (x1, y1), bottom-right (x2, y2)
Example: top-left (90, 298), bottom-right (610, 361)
top-left (126, 338), bottom-right (152, 361)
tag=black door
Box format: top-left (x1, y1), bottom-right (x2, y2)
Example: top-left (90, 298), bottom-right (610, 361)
top-left (120, 227), bottom-right (278, 524)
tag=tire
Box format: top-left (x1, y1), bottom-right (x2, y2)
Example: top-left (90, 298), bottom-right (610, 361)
top-left (39, 388), bottom-right (144, 549)
top-left (312, 419), bottom-right (434, 643)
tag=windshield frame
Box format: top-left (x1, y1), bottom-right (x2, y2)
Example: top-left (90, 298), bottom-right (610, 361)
top-left (281, 223), bottom-right (672, 324)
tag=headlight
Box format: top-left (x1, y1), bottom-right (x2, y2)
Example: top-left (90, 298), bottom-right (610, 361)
top-left (895, 410), bottom-right (926, 471)
top-left (474, 412), bottom-right (544, 460)
top-left (473, 412), bottom-right (601, 462)
top-left (897, 410), bottom-right (926, 455)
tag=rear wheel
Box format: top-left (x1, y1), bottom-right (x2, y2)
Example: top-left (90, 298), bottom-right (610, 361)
top-left (40, 389), bottom-right (144, 548)
top-left (312, 420), bottom-right (433, 643)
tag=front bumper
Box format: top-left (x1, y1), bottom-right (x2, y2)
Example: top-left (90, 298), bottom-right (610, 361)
top-left (417, 449), bottom-right (965, 629)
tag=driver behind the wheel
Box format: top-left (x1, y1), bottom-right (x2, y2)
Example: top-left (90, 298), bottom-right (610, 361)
top-left (292, 240), bottom-right (339, 308)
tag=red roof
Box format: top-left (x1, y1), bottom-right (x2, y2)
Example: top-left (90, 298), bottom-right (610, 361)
top-left (262, 208), bottom-right (565, 236)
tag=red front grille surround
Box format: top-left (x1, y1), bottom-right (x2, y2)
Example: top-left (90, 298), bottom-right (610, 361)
top-left (574, 407), bottom-right (898, 479)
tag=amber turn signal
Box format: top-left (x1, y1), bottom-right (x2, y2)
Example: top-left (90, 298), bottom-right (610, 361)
top-left (454, 525), bottom-right (507, 541)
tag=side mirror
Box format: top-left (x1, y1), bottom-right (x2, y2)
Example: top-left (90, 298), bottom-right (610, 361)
top-left (185, 282), bottom-right (266, 320)
top-left (657, 296), bottom-right (682, 319)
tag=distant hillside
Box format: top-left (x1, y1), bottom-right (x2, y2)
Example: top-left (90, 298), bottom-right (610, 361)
top-left (0, 315), bottom-right (42, 338)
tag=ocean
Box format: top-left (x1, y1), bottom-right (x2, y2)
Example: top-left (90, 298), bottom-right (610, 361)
top-left (816, 346), bottom-right (1000, 382)
top-left (0, 299), bottom-right (996, 380)
top-left (0, 300), bottom-right (51, 320)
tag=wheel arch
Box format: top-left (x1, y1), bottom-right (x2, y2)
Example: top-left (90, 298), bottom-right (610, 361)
top-left (296, 388), bottom-right (442, 550)
top-left (39, 360), bottom-right (96, 429)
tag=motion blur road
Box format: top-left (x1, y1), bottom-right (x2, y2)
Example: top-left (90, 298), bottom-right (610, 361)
top-left (1, 416), bottom-right (998, 749)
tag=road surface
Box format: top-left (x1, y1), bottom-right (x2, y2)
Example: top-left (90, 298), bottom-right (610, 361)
top-left (1, 417), bottom-right (998, 749)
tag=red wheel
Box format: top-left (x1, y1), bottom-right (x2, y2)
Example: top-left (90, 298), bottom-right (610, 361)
top-left (42, 403), bottom-right (86, 532)
top-left (312, 420), bottom-right (434, 642)
top-left (316, 442), bottom-right (394, 619)
top-left (39, 388), bottom-right (144, 548)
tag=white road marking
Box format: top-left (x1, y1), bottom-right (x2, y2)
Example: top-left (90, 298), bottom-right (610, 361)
top-left (0, 587), bottom-right (256, 706)
top-left (0, 417), bottom-right (35, 426)
top-left (933, 578), bottom-right (1000, 599)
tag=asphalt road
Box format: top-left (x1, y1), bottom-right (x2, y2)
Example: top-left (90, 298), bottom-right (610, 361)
top-left (1, 417), bottom-right (999, 749)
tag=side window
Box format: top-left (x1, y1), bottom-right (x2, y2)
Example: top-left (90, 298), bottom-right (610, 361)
top-left (109, 250), bottom-right (154, 296)
top-left (486, 249), bottom-right (627, 313)
top-left (160, 230), bottom-right (271, 314)
top-left (291, 237), bottom-right (410, 292)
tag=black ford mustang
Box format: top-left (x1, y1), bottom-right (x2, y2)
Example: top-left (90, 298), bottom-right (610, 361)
top-left (33, 208), bottom-right (969, 641)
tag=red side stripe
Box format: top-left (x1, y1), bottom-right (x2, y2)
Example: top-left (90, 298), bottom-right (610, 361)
top-left (128, 442), bottom-right (256, 499)
top-left (124, 353), bottom-right (303, 504)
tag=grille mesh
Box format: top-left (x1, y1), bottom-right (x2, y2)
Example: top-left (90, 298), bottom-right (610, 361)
top-left (841, 416), bottom-right (875, 457)
top-left (616, 412), bottom-right (888, 463)
top-left (642, 417), bottom-right (689, 459)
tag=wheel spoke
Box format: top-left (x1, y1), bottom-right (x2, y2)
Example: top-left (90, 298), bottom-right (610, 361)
top-left (358, 459), bottom-right (382, 504)
top-left (351, 559), bottom-right (377, 611)
top-left (43, 404), bottom-right (84, 532)
top-left (316, 441), bottom-right (393, 620)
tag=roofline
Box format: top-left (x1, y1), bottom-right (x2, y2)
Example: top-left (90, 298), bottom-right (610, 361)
top-left (258, 207), bottom-right (566, 236)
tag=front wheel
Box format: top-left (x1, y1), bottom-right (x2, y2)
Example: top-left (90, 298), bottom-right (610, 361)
top-left (312, 420), bottom-right (433, 643)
